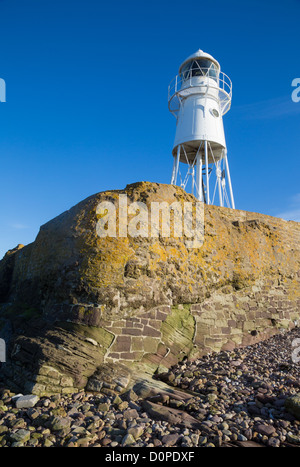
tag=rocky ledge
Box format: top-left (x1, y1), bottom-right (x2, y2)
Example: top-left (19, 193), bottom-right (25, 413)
top-left (0, 181), bottom-right (299, 396)
top-left (0, 329), bottom-right (299, 447)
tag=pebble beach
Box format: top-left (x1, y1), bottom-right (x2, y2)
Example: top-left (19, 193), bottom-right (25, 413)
top-left (0, 328), bottom-right (299, 448)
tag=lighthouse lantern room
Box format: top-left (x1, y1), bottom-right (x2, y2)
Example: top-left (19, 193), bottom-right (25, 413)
top-left (168, 49), bottom-right (235, 208)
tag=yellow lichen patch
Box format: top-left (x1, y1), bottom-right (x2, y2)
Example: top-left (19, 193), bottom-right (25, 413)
top-left (3, 181), bottom-right (299, 321)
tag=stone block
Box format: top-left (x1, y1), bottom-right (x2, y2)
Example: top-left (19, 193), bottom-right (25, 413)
top-left (142, 310), bottom-right (156, 319)
top-left (120, 352), bottom-right (142, 361)
top-left (111, 320), bottom-right (126, 328)
top-left (107, 327), bottom-right (123, 335)
top-left (61, 387), bottom-right (75, 394)
top-left (214, 319), bottom-right (228, 328)
top-left (143, 326), bottom-right (161, 338)
top-left (60, 376), bottom-right (74, 387)
top-left (35, 374), bottom-right (60, 386)
top-left (15, 395), bottom-right (39, 409)
top-left (143, 337), bottom-right (159, 353)
top-left (227, 320), bottom-right (236, 327)
top-left (149, 319), bottom-right (161, 329)
top-left (107, 353), bottom-right (120, 359)
top-left (157, 305), bottom-right (171, 313)
top-left (38, 365), bottom-right (61, 379)
top-left (190, 304), bottom-right (202, 312)
top-left (243, 321), bottom-right (256, 332)
top-left (113, 336), bottom-right (131, 352)
top-left (198, 318), bottom-right (215, 326)
top-left (24, 382), bottom-right (46, 396)
top-left (231, 335), bottom-right (243, 345)
top-left (122, 327), bottom-right (142, 336)
top-left (131, 337), bottom-right (144, 351)
top-left (126, 318), bottom-right (142, 327)
top-left (156, 311), bottom-right (168, 321)
top-left (210, 326), bottom-right (222, 336)
top-left (204, 337), bottom-right (224, 352)
top-left (221, 340), bottom-right (236, 351)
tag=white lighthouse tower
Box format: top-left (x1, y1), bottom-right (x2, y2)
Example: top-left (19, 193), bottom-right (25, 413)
top-left (168, 49), bottom-right (235, 208)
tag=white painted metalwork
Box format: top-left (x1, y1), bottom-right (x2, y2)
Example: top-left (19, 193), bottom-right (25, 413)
top-left (168, 49), bottom-right (235, 209)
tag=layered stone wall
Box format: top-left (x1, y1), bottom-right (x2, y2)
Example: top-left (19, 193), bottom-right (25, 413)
top-left (48, 273), bottom-right (299, 371)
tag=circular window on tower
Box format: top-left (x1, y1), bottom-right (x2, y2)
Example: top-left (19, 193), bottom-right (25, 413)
top-left (211, 108), bottom-right (219, 118)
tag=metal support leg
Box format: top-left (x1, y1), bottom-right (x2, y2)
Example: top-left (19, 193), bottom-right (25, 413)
top-left (217, 160), bottom-right (223, 207)
top-left (204, 140), bottom-right (209, 204)
top-left (224, 150), bottom-right (235, 209)
top-left (196, 152), bottom-right (203, 201)
top-left (170, 156), bottom-right (176, 185)
top-left (171, 145), bottom-right (181, 185)
top-left (191, 166), bottom-right (195, 195)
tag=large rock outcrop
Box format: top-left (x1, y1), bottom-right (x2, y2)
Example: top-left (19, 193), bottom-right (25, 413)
top-left (0, 182), bottom-right (299, 396)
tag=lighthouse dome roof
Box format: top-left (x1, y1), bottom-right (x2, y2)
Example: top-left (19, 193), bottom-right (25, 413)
top-left (179, 49), bottom-right (220, 73)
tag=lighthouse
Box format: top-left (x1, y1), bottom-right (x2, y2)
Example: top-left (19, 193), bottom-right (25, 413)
top-left (168, 49), bottom-right (235, 208)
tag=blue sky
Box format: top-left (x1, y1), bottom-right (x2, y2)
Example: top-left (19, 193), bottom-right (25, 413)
top-left (0, 0), bottom-right (300, 259)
